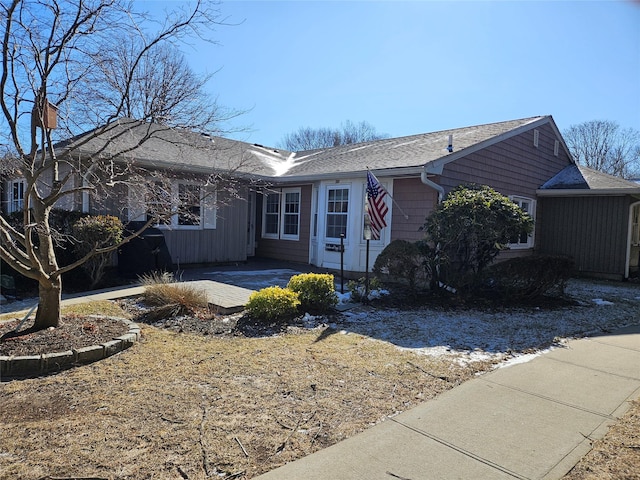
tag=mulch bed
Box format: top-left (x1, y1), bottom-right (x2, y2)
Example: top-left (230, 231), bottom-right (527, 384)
top-left (0, 315), bottom-right (130, 357)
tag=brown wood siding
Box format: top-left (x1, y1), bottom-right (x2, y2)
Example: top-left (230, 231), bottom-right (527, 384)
top-left (256, 184), bottom-right (312, 264)
top-left (390, 177), bottom-right (438, 242)
top-left (537, 196), bottom-right (629, 277)
top-left (161, 193), bottom-right (248, 264)
top-left (440, 124), bottom-right (572, 199)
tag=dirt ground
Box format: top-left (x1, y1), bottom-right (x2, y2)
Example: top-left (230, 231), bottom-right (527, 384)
top-left (0, 303), bottom-right (496, 479)
top-left (563, 398), bottom-right (640, 480)
top-left (1, 285), bottom-right (639, 480)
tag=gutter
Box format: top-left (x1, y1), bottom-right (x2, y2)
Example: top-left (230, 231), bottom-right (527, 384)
top-left (421, 165), bottom-right (445, 203)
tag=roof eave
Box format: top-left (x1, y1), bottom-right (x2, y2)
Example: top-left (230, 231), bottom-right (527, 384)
top-left (536, 188), bottom-right (640, 197)
top-left (270, 166), bottom-right (426, 184)
top-left (424, 116), bottom-right (567, 175)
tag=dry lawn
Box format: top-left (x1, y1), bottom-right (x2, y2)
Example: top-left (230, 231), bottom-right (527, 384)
top-left (563, 398), bottom-right (640, 480)
top-left (0, 311), bottom-right (494, 480)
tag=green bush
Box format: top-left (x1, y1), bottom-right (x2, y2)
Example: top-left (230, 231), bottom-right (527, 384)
top-left (481, 255), bottom-right (575, 301)
top-left (422, 184), bottom-right (534, 292)
top-left (72, 215), bottom-right (124, 289)
top-left (373, 239), bottom-right (427, 291)
top-left (245, 286), bottom-right (301, 323)
top-left (287, 273), bottom-right (338, 313)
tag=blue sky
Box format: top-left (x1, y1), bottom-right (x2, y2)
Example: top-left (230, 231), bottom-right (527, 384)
top-left (150, 1), bottom-right (640, 147)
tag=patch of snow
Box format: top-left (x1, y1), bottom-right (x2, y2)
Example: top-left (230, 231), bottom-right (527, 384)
top-left (592, 298), bottom-right (614, 305)
top-left (498, 352), bottom-right (546, 369)
top-left (330, 278), bottom-right (639, 366)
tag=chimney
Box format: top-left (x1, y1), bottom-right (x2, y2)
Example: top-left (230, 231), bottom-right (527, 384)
top-left (447, 134), bottom-right (453, 153)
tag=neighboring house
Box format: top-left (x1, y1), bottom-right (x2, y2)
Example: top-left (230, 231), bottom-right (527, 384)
top-left (3, 115), bottom-right (639, 279)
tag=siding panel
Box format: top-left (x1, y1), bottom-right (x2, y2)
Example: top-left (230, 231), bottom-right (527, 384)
top-left (538, 196), bottom-right (629, 278)
top-left (390, 177), bottom-right (437, 242)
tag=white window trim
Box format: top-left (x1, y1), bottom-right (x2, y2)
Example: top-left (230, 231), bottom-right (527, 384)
top-left (325, 185), bottom-right (350, 242)
top-left (280, 188), bottom-right (301, 241)
top-left (7, 178), bottom-right (26, 214)
top-left (509, 195), bottom-right (535, 249)
top-left (128, 179), bottom-right (216, 230)
top-left (261, 188), bottom-right (301, 241)
top-left (262, 191), bottom-right (280, 239)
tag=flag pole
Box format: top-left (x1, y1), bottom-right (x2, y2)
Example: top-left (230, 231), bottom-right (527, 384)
top-left (367, 168), bottom-right (409, 220)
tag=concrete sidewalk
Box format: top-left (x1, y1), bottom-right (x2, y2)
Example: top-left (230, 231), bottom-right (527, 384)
top-left (1, 280), bottom-right (256, 317)
top-left (256, 325), bottom-right (640, 480)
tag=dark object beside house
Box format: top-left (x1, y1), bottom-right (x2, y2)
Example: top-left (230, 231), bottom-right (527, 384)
top-left (118, 223), bottom-right (173, 278)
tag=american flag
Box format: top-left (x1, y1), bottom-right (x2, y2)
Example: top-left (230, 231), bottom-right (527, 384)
top-left (366, 171), bottom-right (388, 240)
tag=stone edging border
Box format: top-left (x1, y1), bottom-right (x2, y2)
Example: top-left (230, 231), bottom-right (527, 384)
top-left (0, 317), bottom-right (141, 380)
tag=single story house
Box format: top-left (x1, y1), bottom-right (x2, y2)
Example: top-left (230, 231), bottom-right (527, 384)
top-left (4, 115), bottom-right (640, 279)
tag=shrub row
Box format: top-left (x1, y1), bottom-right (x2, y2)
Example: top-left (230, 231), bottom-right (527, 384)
top-left (373, 237), bottom-right (575, 301)
top-left (245, 273), bottom-right (337, 323)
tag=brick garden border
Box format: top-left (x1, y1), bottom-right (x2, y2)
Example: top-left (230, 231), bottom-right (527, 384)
top-left (0, 317), bottom-right (140, 380)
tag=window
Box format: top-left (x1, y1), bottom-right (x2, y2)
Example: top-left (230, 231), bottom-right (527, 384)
top-left (282, 190), bottom-right (300, 239)
top-left (146, 181), bottom-right (172, 225)
top-left (261, 188), bottom-right (301, 240)
top-left (8, 179), bottom-right (26, 213)
top-left (263, 192), bottom-right (280, 238)
top-left (326, 187), bottom-right (349, 239)
top-left (510, 196), bottom-right (535, 248)
top-left (129, 179), bottom-right (215, 229)
top-left (178, 183), bottom-right (201, 226)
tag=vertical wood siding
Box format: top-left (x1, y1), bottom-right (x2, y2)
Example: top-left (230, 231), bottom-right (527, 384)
top-left (161, 193), bottom-right (249, 264)
top-left (390, 177), bottom-right (438, 242)
top-left (537, 196), bottom-right (629, 277)
top-left (256, 184), bottom-right (312, 264)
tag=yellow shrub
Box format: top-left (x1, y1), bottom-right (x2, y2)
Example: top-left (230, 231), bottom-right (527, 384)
top-left (287, 273), bottom-right (338, 313)
top-left (245, 286), bottom-right (301, 323)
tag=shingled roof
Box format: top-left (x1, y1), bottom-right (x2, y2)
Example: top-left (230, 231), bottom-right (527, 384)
top-left (538, 164), bottom-right (640, 196)
top-left (278, 116), bottom-right (551, 179)
top-left (56, 115), bottom-right (564, 181)
top-left (55, 118), bottom-right (294, 178)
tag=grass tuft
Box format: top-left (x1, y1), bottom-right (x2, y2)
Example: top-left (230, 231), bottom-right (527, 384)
top-left (140, 273), bottom-right (209, 318)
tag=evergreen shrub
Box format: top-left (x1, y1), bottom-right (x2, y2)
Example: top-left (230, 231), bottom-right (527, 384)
top-left (373, 239), bottom-right (427, 291)
top-left (287, 273), bottom-right (338, 313)
top-left (481, 255), bottom-right (575, 301)
top-left (245, 286), bottom-right (301, 323)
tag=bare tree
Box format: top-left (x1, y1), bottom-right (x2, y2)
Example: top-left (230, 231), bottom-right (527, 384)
top-left (278, 120), bottom-right (389, 151)
top-left (0, 0), bottom-right (235, 330)
top-left (81, 40), bottom-right (240, 134)
top-left (563, 120), bottom-right (640, 178)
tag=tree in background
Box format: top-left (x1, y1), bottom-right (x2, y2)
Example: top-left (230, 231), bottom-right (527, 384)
top-left (563, 120), bottom-right (640, 179)
top-left (0, 0), bottom-right (232, 330)
top-left (84, 41), bottom-right (240, 135)
top-left (278, 120), bottom-right (389, 151)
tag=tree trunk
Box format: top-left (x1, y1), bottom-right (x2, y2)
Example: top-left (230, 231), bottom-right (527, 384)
top-left (33, 277), bottom-right (62, 330)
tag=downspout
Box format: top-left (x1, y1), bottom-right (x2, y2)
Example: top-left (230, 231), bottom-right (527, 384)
top-left (420, 169), bottom-right (444, 203)
top-left (421, 164), bottom-right (455, 292)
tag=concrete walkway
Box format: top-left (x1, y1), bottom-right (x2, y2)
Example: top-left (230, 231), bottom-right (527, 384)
top-left (256, 325), bottom-right (640, 480)
top-left (1, 280), bottom-right (255, 318)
